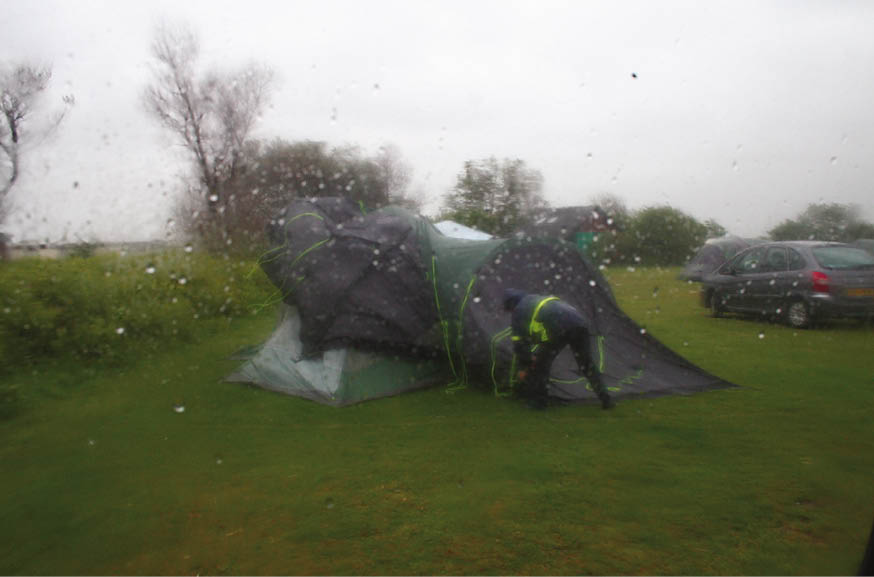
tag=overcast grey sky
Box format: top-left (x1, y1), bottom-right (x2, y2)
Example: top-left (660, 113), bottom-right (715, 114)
top-left (3, 0), bottom-right (873, 243)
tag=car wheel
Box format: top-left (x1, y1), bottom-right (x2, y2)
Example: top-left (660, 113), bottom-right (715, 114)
top-left (786, 300), bottom-right (810, 329)
top-left (710, 291), bottom-right (723, 318)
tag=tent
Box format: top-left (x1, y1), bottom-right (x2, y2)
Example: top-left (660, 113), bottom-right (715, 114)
top-left (433, 220), bottom-right (493, 240)
top-left (680, 236), bottom-right (764, 282)
top-left (229, 197), bottom-right (733, 405)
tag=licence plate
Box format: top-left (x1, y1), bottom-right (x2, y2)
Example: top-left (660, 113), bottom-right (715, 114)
top-left (846, 287), bottom-right (874, 297)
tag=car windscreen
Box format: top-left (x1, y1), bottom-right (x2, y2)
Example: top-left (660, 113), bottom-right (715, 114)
top-left (811, 246), bottom-right (874, 270)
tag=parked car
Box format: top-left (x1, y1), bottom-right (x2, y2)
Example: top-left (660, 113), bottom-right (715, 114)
top-left (700, 241), bottom-right (874, 328)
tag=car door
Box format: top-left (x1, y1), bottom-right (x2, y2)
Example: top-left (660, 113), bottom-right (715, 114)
top-left (759, 246), bottom-right (790, 314)
top-left (736, 246), bottom-right (781, 314)
top-left (721, 246), bottom-right (768, 311)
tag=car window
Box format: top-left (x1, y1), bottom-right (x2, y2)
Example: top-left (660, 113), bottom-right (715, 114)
top-left (811, 246), bottom-right (874, 269)
top-left (735, 247), bottom-right (767, 274)
top-left (787, 249), bottom-right (806, 271)
top-left (764, 247), bottom-right (788, 272)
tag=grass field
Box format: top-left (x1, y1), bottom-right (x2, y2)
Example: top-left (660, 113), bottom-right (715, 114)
top-left (1, 266), bottom-right (872, 575)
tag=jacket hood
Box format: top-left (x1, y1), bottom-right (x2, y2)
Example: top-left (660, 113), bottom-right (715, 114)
top-left (502, 288), bottom-right (527, 311)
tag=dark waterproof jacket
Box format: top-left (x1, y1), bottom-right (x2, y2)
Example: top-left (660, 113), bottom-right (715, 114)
top-left (510, 293), bottom-right (591, 363)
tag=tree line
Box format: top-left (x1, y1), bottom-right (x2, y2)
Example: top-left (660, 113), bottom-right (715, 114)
top-left (2, 21), bottom-right (873, 266)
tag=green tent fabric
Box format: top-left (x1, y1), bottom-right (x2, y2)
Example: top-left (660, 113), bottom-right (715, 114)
top-left (226, 304), bottom-right (446, 405)
top-left (228, 197), bottom-right (734, 405)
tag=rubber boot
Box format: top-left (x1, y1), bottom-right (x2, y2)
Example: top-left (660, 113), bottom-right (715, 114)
top-left (599, 394), bottom-right (616, 410)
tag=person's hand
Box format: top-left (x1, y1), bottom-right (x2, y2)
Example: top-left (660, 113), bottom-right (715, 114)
top-left (517, 370), bottom-right (528, 382)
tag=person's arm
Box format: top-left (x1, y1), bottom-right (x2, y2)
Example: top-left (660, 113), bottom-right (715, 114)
top-left (512, 335), bottom-right (532, 367)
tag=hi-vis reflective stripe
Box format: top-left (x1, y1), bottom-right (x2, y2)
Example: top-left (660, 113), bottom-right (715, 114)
top-left (597, 335), bottom-right (606, 372)
top-left (431, 256), bottom-right (457, 380)
top-left (489, 327), bottom-right (513, 396)
top-left (529, 296), bottom-right (559, 342)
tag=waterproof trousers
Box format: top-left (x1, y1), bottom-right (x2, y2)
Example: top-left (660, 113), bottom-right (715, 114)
top-left (521, 326), bottom-right (613, 409)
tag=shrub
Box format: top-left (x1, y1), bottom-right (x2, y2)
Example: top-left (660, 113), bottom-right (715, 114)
top-left (0, 250), bottom-right (274, 372)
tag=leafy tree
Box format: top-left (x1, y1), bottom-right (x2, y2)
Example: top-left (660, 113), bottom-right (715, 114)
top-left (1, 62), bottom-right (73, 224)
top-left (182, 139), bottom-right (417, 249)
top-left (442, 157), bottom-right (547, 236)
top-left (614, 206), bottom-right (708, 267)
top-left (769, 202), bottom-right (874, 242)
top-left (589, 192), bottom-right (631, 231)
top-left (704, 218), bottom-right (727, 238)
top-left (143, 21), bottom-right (273, 248)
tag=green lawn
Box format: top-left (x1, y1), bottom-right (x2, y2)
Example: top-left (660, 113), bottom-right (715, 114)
top-left (1, 267), bottom-right (872, 575)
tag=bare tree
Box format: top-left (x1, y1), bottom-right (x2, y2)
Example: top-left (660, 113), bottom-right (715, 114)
top-left (0, 63), bottom-right (73, 224)
top-left (373, 143), bottom-right (427, 212)
top-left (143, 21), bottom-right (273, 246)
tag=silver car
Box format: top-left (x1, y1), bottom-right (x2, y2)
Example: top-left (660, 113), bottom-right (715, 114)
top-left (700, 241), bottom-right (874, 328)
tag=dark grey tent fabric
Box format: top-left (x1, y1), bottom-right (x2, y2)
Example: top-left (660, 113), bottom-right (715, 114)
top-left (680, 237), bottom-right (763, 281)
top-left (253, 197), bottom-right (734, 404)
top-left (261, 197), bottom-right (441, 357)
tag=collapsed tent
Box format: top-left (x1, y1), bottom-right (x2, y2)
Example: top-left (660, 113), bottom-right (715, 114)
top-left (228, 197), bottom-right (734, 405)
top-left (680, 236), bottom-right (765, 282)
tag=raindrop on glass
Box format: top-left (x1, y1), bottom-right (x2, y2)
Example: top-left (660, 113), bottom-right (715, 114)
top-left (173, 404), bottom-right (185, 413)
top-left (116, 327), bottom-right (125, 335)
top-left (758, 332), bottom-right (765, 340)
top-left (145, 265), bottom-right (156, 274)
top-left (178, 277), bottom-right (188, 285)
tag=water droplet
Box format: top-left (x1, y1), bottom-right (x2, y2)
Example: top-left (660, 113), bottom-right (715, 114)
top-left (758, 332), bottom-right (765, 339)
top-left (830, 156), bottom-right (838, 165)
top-left (88, 439), bottom-right (96, 446)
top-left (116, 327), bottom-right (125, 335)
top-left (209, 194), bottom-right (219, 202)
top-left (178, 277), bottom-right (188, 285)
top-left (640, 328), bottom-right (647, 335)
top-left (325, 497), bottom-right (335, 509)
top-left (588, 280), bottom-right (597, 287)
top-left (145, 265), bottom-right (156, 274)
top-left (473, 296), bottom-right (481, 303)
top-left (216, 458), bottom-right (223, 465)
top-left (173, 404), bottom-right (185, 413)
top-left (184, 245), bottom-right (193, 253)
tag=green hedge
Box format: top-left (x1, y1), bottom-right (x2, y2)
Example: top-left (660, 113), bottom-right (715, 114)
top-left (0, 250), bottom-right (274, 371)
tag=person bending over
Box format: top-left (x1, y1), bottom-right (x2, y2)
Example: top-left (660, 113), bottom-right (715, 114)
top-left (503, 288), bottom-right (614, 410)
